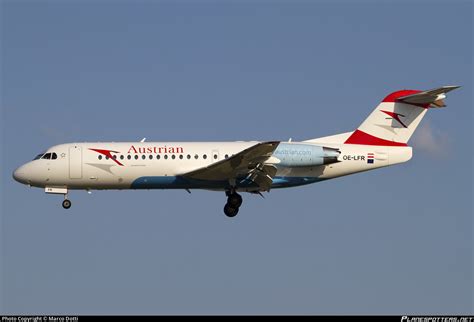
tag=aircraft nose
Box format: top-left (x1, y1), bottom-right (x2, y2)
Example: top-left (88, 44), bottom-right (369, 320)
top-left (13, 165), bottom-right (29, 184)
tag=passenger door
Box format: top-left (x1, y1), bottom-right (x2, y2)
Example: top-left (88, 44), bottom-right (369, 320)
top-left (69, 146), bottom-right (83, 179)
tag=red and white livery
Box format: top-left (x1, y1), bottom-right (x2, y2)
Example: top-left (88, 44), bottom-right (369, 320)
top-left (13, 86), bottom-right (460, 217)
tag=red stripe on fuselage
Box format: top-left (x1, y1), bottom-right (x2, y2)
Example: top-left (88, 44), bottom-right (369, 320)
top-left (89, 148), bottom-right (124, 166)
top-left (344, 130), bottom-right (408, 146)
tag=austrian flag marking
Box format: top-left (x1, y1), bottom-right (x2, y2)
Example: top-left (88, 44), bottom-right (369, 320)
top-left (367, 153), bottom-right (374, 164)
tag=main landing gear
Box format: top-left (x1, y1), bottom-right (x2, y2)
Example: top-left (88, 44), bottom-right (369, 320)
top-left (223, 191), bottom-right (243, 218)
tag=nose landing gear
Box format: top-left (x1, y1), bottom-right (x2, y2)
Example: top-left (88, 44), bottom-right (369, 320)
top-left (62, 199), bottom-right (72, 209)
top-left (224, 191), bottom-right (243, 217)
top-left (62, 193), bottom-right (72, 209)
top-left (45, 187), bottom-right (71, 209)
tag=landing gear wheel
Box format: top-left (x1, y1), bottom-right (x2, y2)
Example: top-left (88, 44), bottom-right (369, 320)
top-left (224, 203), bottom-right (239, 217)
top-left (62, 199), bottom-right (71, 209)
top-left (227, 193), bottom-right (243, 208)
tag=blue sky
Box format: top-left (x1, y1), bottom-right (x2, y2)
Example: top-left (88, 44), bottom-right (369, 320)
top-left (1, 0), bottom-right (472, 314)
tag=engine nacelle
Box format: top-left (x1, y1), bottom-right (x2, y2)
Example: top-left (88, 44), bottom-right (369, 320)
top-left (272, 143), bottom-right (340, 167)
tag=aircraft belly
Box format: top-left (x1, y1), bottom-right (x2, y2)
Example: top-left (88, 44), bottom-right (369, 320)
top-left (129, 174), bottom-right (323, 191)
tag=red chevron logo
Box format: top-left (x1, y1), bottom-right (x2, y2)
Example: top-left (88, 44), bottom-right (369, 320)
top-left (381, 110), bottom-right (407, 128)
top-left (89, 148), bottom-right (124, 166)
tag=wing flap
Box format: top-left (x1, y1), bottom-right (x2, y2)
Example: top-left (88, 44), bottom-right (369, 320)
top-left (248, 172), bottom-right (273, 191)
top-left (246, 164), bottom-right (278, 191)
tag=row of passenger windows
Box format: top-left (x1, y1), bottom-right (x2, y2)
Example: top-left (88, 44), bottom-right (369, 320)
top-left (98, 154), bottom-right (231, 161)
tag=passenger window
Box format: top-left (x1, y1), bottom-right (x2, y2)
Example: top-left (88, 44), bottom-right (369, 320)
top-left (113, 155), bottom-right (117, 159)
top-left (214, 154), bottom-right (217, 159)
top-left (164, 155), bottom-right (168, 159)
top-left (171, 155), bottom-right (176, 160)
top-left (127, 155), bottom-right (131, 160)
top-left (120, 155), bottom-right (124, 160)
top-left (203, 154), bottom-right (207, 159)
top-left (194, 154), bottom-right (198, 159)
top-left (149, 155), bottom-right (153, 160)
top-left (142, 155), bottom-right (146, 160)
top-left (179, 155), bottom-right (183, 159)
top-left (156, 155), bottom-right (160, 160)
top-left (187, 155), bottom-right (191, 159)
top-left (98, 155), bottom-right (103, 160)
top-left (42, 153), bottom-right (52, 160)
top-left (134, 155), bottom-right (138, 160)
top-left (225, 154), bottom-right (228, 159)
top-left (106, 156), bottom-right (109, 160)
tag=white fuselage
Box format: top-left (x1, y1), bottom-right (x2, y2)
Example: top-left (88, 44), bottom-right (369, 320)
top-left (13, 141), bottom-right (412, 192)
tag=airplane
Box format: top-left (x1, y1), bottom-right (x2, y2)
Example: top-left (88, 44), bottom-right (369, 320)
top-left (13, 86), bottom-right (460, 217)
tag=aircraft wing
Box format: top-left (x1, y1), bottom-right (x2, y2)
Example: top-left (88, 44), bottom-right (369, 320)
top-left (180, 141), bottom-right (280, 191)
top-left (397, 85), bottom-right (460, 107)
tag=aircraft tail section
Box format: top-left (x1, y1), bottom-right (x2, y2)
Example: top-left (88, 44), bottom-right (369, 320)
top-left (344, 86), bottom-right (460, 146)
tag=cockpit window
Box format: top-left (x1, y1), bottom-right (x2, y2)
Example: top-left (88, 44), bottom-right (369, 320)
top-left (33, 153), bottom-right (45, 160)
top-left (33, 151), bottom-right (58, 160)
top-left (37, 152), bottom-right (58, 160)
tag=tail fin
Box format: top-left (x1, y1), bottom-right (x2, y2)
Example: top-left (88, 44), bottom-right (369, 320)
top-left (344, 86), bottom-right (460, 146)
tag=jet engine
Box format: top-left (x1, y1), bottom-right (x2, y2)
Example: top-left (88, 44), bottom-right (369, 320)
top-left (271, 143), bottom-right (340, 167)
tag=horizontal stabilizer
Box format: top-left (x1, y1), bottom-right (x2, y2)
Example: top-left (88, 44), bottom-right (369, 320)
top-left (397, 85), bottom-right (460, 108)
